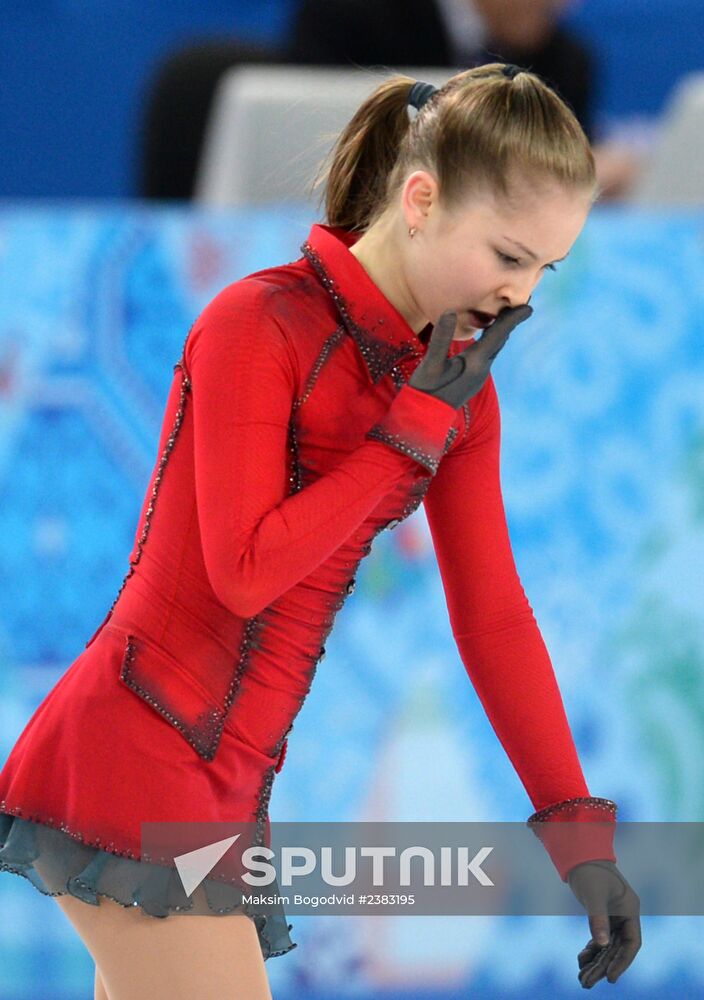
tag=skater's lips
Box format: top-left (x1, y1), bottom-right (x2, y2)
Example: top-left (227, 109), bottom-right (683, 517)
top-left (467, 309), bottom-right (497, 327)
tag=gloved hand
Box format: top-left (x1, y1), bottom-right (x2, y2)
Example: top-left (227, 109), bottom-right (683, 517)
top-left (566, 859), bottom-right (642, 989)
top-left (408, 304), bottom-right (533, 409)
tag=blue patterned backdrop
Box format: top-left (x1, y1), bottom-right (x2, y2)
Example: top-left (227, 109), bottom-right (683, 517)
top-left (0, 204), bottom-right (703, 998)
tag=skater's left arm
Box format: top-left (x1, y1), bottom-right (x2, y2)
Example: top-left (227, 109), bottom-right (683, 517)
top-left (422, 374), bottom-right (594, 814)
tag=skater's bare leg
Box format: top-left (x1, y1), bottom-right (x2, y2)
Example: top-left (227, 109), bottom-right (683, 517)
top-left (52, 887), bottom-right (272, 1000)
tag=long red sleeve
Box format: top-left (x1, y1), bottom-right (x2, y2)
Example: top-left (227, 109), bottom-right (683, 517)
top-left (186, 281), bottom-right (458, 619)
top-left (423, 374), bottom-right (592, 812)
top-left (422, 376), bottom-right (618, 879)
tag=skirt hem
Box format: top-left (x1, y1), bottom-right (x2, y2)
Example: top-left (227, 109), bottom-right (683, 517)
top-left (0, 811), bottom-right (297, 962)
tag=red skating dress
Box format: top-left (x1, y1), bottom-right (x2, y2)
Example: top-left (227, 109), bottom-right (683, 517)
top-left (0, 223), bottom-right (616, 960)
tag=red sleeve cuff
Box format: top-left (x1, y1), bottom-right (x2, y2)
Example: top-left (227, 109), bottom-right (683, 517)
top-left (526, 796), bottom-right (618, 882)
top-left (365, 384), bottom-right (460, 474)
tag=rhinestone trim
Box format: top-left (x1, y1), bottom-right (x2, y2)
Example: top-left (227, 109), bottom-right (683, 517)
top-left (118, 612), bottom-right (267, 762)
top-left (254, 765), bottom-right (277, 847)
top-left (300, 324), bottom-right (347, 403)
top-left (0, 801), bottom-right (139, 859)
top-left (527, 796), bottom-right (618, 825)
top-left (85, 329), bottom-right (194, 649)
top-left (285, 325), bottom-right (347, 494)
top-left (287, 412), bottom-right (303, 494)
top-left (365, 427), bottom-right (433, 474)
top-left (273, 725), bottom-right (292, 773)
top-left (119, 637), bottom-right (217, 761)
top-left (366, 419), bottom-right (458, 476)
top-left (222, 617), bottom-right (265, 724)
top-left (443, 424), bottom-right (459, 454)
top-left (389, 365), bottom-right (406, 390)
top-left (301, 242), bottom-right (420, 384)
top-left (399, 473), bottom-right (434, 523)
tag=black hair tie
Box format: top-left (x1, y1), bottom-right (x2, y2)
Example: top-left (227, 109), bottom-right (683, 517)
top-left (502, 63), bottom-right (522, 80)
top-left (408, 81), bottom-right (438, 110)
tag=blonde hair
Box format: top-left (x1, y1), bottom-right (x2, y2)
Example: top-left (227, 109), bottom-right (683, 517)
top-left (316, 63), bottom-right (597, 232)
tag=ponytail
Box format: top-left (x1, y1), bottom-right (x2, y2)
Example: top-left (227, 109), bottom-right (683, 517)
top-left (314, 75), bottom-right (417, 233)
top-left (315, 64), bottom-right (596, 233)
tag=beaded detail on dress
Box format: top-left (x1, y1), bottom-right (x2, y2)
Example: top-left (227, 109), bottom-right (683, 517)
top-left (366, 422), bottom-right (459, 475)
top-left (83, 325), bottom-right (195, 650)
top-left (301, 241), bottom-right (421, 384)
top-left (300, 323), bottom-right (348, 401)
top-left (120, 636), bottom-right (218, 760)
top-left (118, 629), bottom-right (264, 763)
top-left (0, 798), bottom-right (138, 857)
top-left (286, 323), bottom-right (348, 493)
top-left (527, 796), bottom-right (618, 824)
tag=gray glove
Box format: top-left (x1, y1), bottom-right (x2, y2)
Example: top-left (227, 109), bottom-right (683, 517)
top-left (566, 860), bottom-right (642, 988)
top-left (408, 305), bottom-right (533, 409)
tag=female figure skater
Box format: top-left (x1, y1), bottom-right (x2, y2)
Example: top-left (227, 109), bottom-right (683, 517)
top-left (0, 63), bottom-right (641, 997)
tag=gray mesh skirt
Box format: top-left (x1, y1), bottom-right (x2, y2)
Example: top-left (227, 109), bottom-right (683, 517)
top-left (0, 812), bottom-right (297, 961)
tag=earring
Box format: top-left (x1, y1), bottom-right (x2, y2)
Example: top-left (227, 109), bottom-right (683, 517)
top-left (408, 226), bottom-right (418, 238)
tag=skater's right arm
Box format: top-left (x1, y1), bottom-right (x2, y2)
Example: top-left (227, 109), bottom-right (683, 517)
top-left (186, 281), bottom-right (457, 618)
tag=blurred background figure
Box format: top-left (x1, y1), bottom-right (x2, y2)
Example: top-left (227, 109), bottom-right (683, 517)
top-left (286, 0), bottom-right (641, 199)
top-left (289, 0), bottom-right (593, 136)
top-left (140, 39), bottom-right (275, 201)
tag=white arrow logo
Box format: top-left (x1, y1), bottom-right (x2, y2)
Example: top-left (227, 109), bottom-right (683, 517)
top-left (174, 834), bottom-right (242, 897)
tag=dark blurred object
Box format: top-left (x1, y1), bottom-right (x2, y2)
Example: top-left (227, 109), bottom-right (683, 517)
top-left (286, 0), bottom-right (594, 140)
top-left (137, 39), bottom-right (278, 200)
